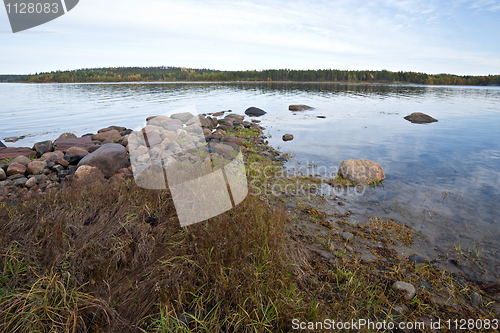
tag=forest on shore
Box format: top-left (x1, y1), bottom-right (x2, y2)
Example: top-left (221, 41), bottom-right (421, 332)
top-left (1, 66), bottom-right (500, 85)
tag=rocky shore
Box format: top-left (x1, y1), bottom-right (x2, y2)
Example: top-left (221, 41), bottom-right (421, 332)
top-left (1, 108), bottom-right (499, 330)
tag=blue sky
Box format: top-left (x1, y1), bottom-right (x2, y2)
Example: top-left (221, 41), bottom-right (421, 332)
top-left (1, 0), bottom-right (499, 75)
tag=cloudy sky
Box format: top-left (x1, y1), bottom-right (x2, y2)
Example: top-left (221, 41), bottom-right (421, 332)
top-left (1, 0), bottom-right (500, 75)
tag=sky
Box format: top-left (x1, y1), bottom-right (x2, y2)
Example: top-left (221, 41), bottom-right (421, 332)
top-left (1, 0), bottom-right (500, 75)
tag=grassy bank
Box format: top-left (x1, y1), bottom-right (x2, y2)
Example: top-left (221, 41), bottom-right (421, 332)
top-left (1, 128), bottom-right (499, 332)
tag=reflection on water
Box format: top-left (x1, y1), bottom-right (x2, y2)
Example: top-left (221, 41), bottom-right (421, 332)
top-left (1, 82), bottom-right (500, 258)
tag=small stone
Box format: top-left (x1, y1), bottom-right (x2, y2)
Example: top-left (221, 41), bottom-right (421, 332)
top-left (289, 105), bottom-right (313, 111)
top-left (471, 292), bottom-right (481, 307)
top-left (7, 163), bottom-right (26, 176)
top-left (40, 151), bottom-right (64, 163)
top-left (0, 168), bottom-right (5, 181)
top-left (25, 177), bottom-right (37, 188)
top-left (392, 304), bottom-right (408, 315)
top-left (53, 164), bottom-right (65, 173)
top-left (419, 281), bottom-right (431, 290)
top-left (285, 202), bottom-right (296, 209)
top-left (10, 156), bottom-right (32, 166)
top-left (317, 115), bottom-right (326, 118)
top-left (64, 154), bottom-right (86, 165)
top-left (282, 134), bottom-right (294, 142)
top-left (409, 255), bottom-right (424, 264)
top-left (97, 126), bottom-right (126, 133)
top-left (56, 159), bottom-right (69, 167)
top-left (364, 228), bottom-right (372, 234)
top-left (0, 180), bottom-right (13, 186)
top-left (392, 281), bottom-right (416, 300)
top-left (341, 232), bottom-right (354, 242)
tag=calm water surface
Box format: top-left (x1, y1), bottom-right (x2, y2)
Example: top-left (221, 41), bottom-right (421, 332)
top-left (1, 82), bottom-right (499, 258)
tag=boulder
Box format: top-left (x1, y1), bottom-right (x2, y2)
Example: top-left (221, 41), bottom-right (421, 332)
top-left (289, 105), bottom-right (313, 111)
top-left (27, 160), bottom-right (48, 175)
top-left (0, 147), bottom-right (37, 161)
top-left (224, 114), bottom-right (245, 122)
top-left (0, 168), bottom-right (5, 181)
top-left (53, 136), bottom-right (96, 151)
top-left (98, 126), bottom-right (126, 133)
top-left (66, 147), bottom-right (89, 156)
top-left (392, 281), bottom-right (416, 300)
top-left (7, 163), bottom-right (27, 176)
top-left (73, 165), bottom-right (105, 186)
top-left (338, 159), bottom-right (385, 185)
top-left (10, 156), bottom-right (32, 166)
top-left (170, 112), bottom-right (195, 124)
top-left (32, 140), bottom-right (54, 156)
top-left (404, 112), bottom-right (438, 124)
top-left (40, 151), bottom-right (64, 163)
top-left (244, 107), bottom-right (266, 117)
top-left (77, 143), bottom-right (130, 178)
top-left (93, 130), bottom-right (121, 142)
top-left (210, 143), bottom-right (235, 156)
top-left (147, 116), bottom-right (183, 128)
top-left (282, 134), bottom-right (294, 142)
top-left (56, 132), bottom-right (77, 140)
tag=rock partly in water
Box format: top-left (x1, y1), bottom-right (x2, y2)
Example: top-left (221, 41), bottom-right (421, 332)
top-left (98, 126), bottom-right (126, 133)
top-left (244, 107), bottom-right (267, 117)
top-left (32, 140), bottom-right (54, 156)
top-left (338, 159), bottom-right (385, 185)
top-left (56, 133), bottom-right (77, 140)
top-left (404, 112), bottom-right (438, 124)
top-left (0, 141), bottom-right (5, 148)
top-left (289, 104), bottom-right (314, 111)
top-left (77, 143), bottom-right (130, 178)
top-left (317, 115), bottom-right (326, 118)
top-left (392, 281), bottom-right (416, 300)
top-left (170, 112), bottom-right (195, 124)
top-left (282, 134), bottom-right (294, 142)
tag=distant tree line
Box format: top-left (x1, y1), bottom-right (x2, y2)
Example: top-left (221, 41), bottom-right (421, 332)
top-left (0, 74), bottom-right (27, 82)
top-left (11, 67), bottom-right (500, 86)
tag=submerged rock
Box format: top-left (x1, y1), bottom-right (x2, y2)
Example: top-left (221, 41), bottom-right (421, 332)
top-left (338, 159), bottom-right (385, 185)
top-left (289, 104), bottom-right (314, 111)
top-left (404, 112), bottom-right (438, 124)
top-left (244, 107), bottom-right (267, 117)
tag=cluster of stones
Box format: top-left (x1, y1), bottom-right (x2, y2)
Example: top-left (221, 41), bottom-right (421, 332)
top-left (0, 111), bottom-right (264, 203)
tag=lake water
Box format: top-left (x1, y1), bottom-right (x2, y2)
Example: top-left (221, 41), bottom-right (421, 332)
top-left (1, 82), bottom-right (500, 263)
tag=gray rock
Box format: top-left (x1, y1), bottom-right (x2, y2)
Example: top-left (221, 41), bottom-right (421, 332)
top-left (10, 156), bottom-right (32, 166)
top-left (282, 134), bottom-right (294, 142)
top-left (392, 304), bottom-right (408, 315)
top-left (419, 281), bottom-right (431, 290)
top-left (245, 107), bottom-right (266, 117)
top-left (471, 292), bottom-right (481, 307)
top-left (0, 168), bottom-right (5, 181)
top-left (64, 154), bottom-right (86, 165)
top-left (317, 115), bottom-right (326, 118)
top-left (285, 202), bottom-right (296, 209)
top-left (0, 180), bottom-right (13, 186)
top-left (53, 165), bottom-right (65, 173)
top-left (409, 255), bottom-right (424, 264)
top-left (404, 112), bottom-right (438, 124)
top-left (25, 177), bottom-right (37, 188)
top-left (13, 177), bottom-right (28, 186)
top-left (289, 104), bottom-right (313, 111)
top-left (0, 141), bottom-right (5, 148)
top-left (77, 143), bottom-right (130, 178)
top-left (32, 140), bottom-right (53, 156)
top-left (170, 112), bottom-right (195, 124)
top-left (341, 232), bottom-right (354, 242)
top-left (392, 281), bottom-right (416, 300)
top-left (338, 159), bottom-right (385, 185)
